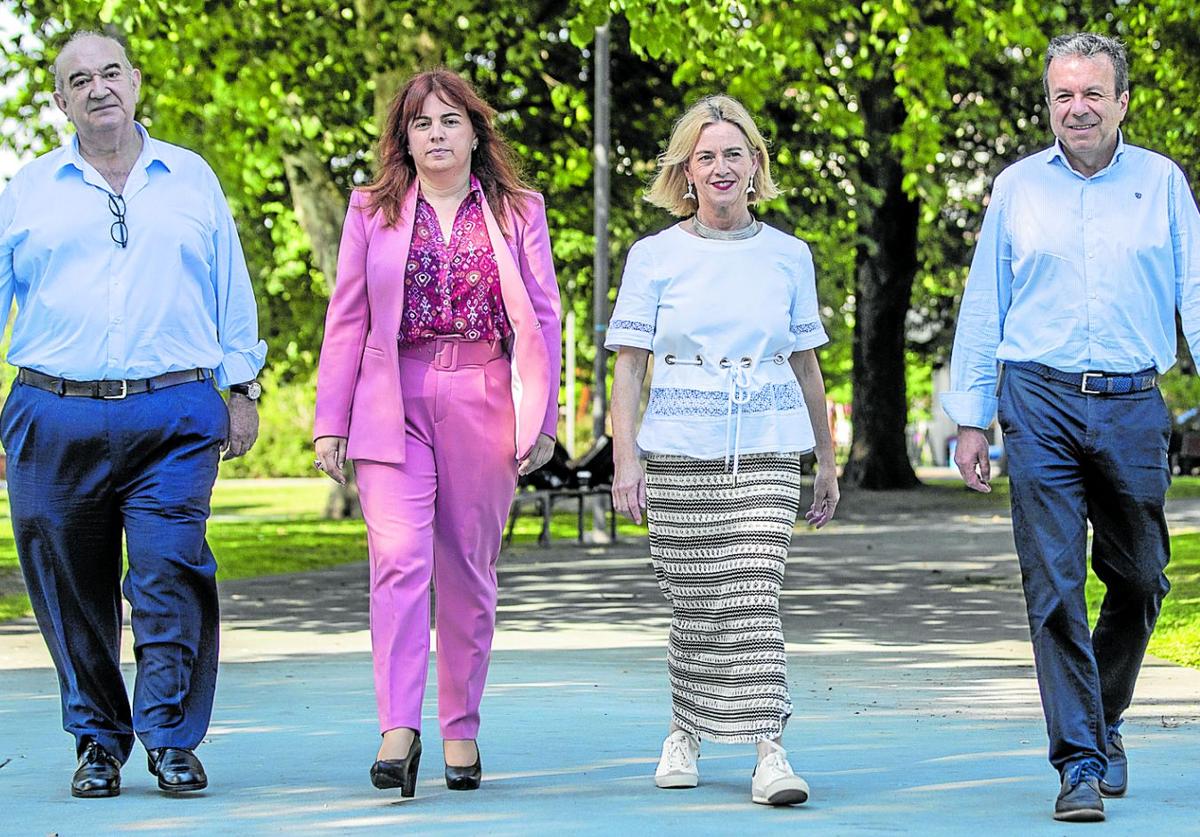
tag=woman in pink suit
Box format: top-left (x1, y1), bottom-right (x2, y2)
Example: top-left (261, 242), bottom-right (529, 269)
top-left (313, 69), bottom-right (561, 797)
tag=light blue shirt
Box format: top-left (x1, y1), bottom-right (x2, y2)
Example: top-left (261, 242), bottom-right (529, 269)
top-left (942, 135), bottom-right (1200, 429)
top-left (0, 124), bottom-right (266, 388)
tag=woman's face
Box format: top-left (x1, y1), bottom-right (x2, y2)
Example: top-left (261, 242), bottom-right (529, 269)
top-left (685, 120), bottom-right (759, 215)
top-left (406, 92), bottom-right (476, 182)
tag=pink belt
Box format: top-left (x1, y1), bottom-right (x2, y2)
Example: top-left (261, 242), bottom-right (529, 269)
top-left (396, 337), bottom-right (505, 371)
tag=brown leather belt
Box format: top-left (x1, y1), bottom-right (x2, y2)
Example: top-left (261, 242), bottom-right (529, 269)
top-left (396, 338), bottom-right (504, 371)
top-left (18, 367), bottom-right (212, 399)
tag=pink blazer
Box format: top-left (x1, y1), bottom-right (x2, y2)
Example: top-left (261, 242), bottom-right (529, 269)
top-left (313, 185), bottom-right (562, 464)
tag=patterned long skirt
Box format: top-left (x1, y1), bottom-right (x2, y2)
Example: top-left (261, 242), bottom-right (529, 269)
top-left (644, 452), bottom-right (803, 743)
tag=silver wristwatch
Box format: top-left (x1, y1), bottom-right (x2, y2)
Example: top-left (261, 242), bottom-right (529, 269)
top-left (230, 380), bottom-right (262, 400)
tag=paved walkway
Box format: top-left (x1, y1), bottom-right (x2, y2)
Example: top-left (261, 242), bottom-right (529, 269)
top-left (2, 486), bottom-right (1199, 835)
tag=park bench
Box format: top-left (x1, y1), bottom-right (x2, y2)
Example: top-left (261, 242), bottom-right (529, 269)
top-left (504, 435), bottom-right (618, 547)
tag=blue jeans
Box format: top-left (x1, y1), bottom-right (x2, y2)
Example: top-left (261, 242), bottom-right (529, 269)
top-left (2, 378), bottom-right (228, 763)
top-left (997, 364), bottom-right (1171, 773)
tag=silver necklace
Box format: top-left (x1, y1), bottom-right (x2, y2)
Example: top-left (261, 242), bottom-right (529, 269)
top-left (691, 214), bottom-right (760, 240)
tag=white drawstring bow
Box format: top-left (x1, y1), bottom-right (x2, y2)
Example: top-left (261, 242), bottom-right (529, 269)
top-left (724, 358), bottom-right (754, 476)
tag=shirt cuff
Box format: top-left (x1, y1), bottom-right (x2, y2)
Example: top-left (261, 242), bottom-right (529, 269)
top-left (939, 391), bottom-right (997, 430)
top-left (604, 322), bottom-right (654, 351)
top-left (792, 330), bottom-right (829, 352)
top-left (215, 340), bottom-right (268, 390)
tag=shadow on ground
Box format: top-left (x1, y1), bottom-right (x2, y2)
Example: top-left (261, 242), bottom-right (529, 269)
top-left (3, 485), bottom-right (1199, 835)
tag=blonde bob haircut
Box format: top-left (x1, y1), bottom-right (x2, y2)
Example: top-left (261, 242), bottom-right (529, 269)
top-left (645, 95), bottom-right (781, 217)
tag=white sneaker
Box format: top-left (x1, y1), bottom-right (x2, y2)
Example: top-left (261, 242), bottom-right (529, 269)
top-left (751, 740), bottom-right (809, 806)
top-left (654, 730), bottom-right (700, 789)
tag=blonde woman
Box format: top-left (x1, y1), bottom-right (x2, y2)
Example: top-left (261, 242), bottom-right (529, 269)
top-left (608, 95), bottom-right (838, 806)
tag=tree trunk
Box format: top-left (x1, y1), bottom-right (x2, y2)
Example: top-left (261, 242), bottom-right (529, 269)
top-left (842, 71), bottom-right (921, 490)
top-left (282, 146), bottom-right (345, 282)
top-left (287, 5), bottom-right (440, 519)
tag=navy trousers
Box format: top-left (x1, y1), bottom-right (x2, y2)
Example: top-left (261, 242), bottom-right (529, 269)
top-left (1, 378), bottom-right (228, 764)
top-left (997, 364), bottom-right (1171, 773)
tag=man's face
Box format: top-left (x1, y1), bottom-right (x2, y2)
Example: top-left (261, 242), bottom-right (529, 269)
top-left (52, 36), bottom-right (141, 140)
top-left (1046, 53), bottom-right (1128, 172)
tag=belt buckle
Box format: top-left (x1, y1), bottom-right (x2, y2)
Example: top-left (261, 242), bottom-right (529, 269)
top-left (101, 380), bottom-right (128, 400)
top-left (435, 341), bottom-right (458, 371)
top-left (1080, 372), bottom-right (1102, 395)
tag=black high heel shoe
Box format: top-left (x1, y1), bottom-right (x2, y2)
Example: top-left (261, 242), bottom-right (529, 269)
top-left (444, 744), bottom-right (482, 791)
top-left (370, 732), bottom-right (422, 797)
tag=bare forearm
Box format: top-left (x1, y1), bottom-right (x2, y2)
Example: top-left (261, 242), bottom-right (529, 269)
top-left (790, 349), bottom-right (835, 467)
top-left (611, 349), bottom-right (649, 462)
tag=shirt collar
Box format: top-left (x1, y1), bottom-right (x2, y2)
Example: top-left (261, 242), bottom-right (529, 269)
top-left (1046, 130), bottom-right (1126, 178)
top-left (56, 122), bottom-right (173, 177)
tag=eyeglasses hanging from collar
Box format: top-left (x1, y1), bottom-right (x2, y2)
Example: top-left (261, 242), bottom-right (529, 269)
top-left (108, 193), bottom-right (128, 248)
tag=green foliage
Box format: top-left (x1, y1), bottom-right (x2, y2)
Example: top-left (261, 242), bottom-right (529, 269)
top-left (5, 2), bottom-right (1200, 482)
top-left (218, 368), bottom-right (318, 478)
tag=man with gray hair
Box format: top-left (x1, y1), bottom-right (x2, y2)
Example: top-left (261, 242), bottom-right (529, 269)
top-left (943, 32), bottom-right (1200, 822)
top-left (0, 31), bottom-right (265, 798)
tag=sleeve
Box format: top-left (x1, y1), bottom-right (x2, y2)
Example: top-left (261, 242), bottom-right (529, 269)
top-left (940, 177), bottom-right (1012, 429)
top-left (208, 170), bottom-right (267, 388)
top-left (0, 181), bottom-right (17, 346)
top-left (515, 192), bottom-right (563, 438)
top-left (1171, 163), bottom-right (1200, 363)
top-left (789, 241), bottom-right (828, 351)
top-left (604, 239), bottom-right (661, 351)
top-left (313, 191), bottom-right (371, 440)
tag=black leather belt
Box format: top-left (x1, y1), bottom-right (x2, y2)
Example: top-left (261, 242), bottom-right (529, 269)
top-left (1007, 361), bottom-right (1157, 395)
top-left (18, 367), bottom-right (212, 399)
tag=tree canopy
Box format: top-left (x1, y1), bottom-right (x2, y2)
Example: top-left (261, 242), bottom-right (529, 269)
top-left (3, 1), bottom-right (1200, 485)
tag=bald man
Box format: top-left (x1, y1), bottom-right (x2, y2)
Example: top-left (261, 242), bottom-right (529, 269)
top-left (0, 31), bottom-right (266, 798)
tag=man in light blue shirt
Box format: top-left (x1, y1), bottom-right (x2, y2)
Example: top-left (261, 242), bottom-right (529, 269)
top-left (0, 31), bottom-right (266, 799)
top-left (943, 32), bottom-right (1200, 823)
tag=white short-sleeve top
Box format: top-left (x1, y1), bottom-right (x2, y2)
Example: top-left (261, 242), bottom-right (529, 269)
top-left (605, 223), bottom-right (828, 465)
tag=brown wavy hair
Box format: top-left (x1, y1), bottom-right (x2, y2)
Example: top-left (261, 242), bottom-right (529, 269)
top-left (361, 68), bottom-right (531, 230)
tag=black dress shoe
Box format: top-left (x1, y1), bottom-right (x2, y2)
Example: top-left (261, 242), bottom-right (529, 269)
top-left (72, 740), bottom-right (121, 798)
top-left (1054, 760), bottom-right (1105, 822)
top-left (370, 733), bottom-right (422, 797)
top-left (444, 746), bottom-right (482, 791)
top-left (1099, 727), bottom-right (1128, 797)
top-left (147, 747), bottom-right (208, 793)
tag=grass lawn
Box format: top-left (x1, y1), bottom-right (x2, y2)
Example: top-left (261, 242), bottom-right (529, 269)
top-left (926, 476), bottom-right (1200, 667)
top-left (0, 477), bottom-right (643, 622)
top-left (1086, 533), bottom-right (1200, 668)
top-left (2, 477), bottom-right (1198, 671)
top-left (926, 474), bottom-right (1200, 501)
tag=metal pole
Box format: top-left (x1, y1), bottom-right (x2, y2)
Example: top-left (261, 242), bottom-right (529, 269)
top-left (592, 20), bottom-right (610, 443)
top-left (589, 21), bottom-right (612, 541)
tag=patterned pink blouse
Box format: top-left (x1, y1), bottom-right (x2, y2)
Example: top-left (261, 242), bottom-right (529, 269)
top-left (399, 177), bottom-right (511, 345)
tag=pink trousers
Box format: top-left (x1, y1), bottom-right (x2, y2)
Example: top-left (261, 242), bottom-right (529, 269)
top-left (355, 338), bottom-right (517, 739)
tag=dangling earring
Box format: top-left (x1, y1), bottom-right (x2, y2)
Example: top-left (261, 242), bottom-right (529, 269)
top-left (746, 174), bottom-right (756, 195)
top-left (471, 139), bottom-right (478, 151)
top-left (683, 181), bottom-right (696, 201)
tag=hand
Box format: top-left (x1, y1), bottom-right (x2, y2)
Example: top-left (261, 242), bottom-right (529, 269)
top-left (611, 454), bottom-right (647, 525)
top-left (954, 426), bottom-right (992, 493)
top-left (518, 433), bottom-right (556, 476)
top-left (805, 467), bottom-right (839, 528)
top-left (315, 435), bottom-right (348, 485)
top-left (223, 393), bottom-right (259, 460)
